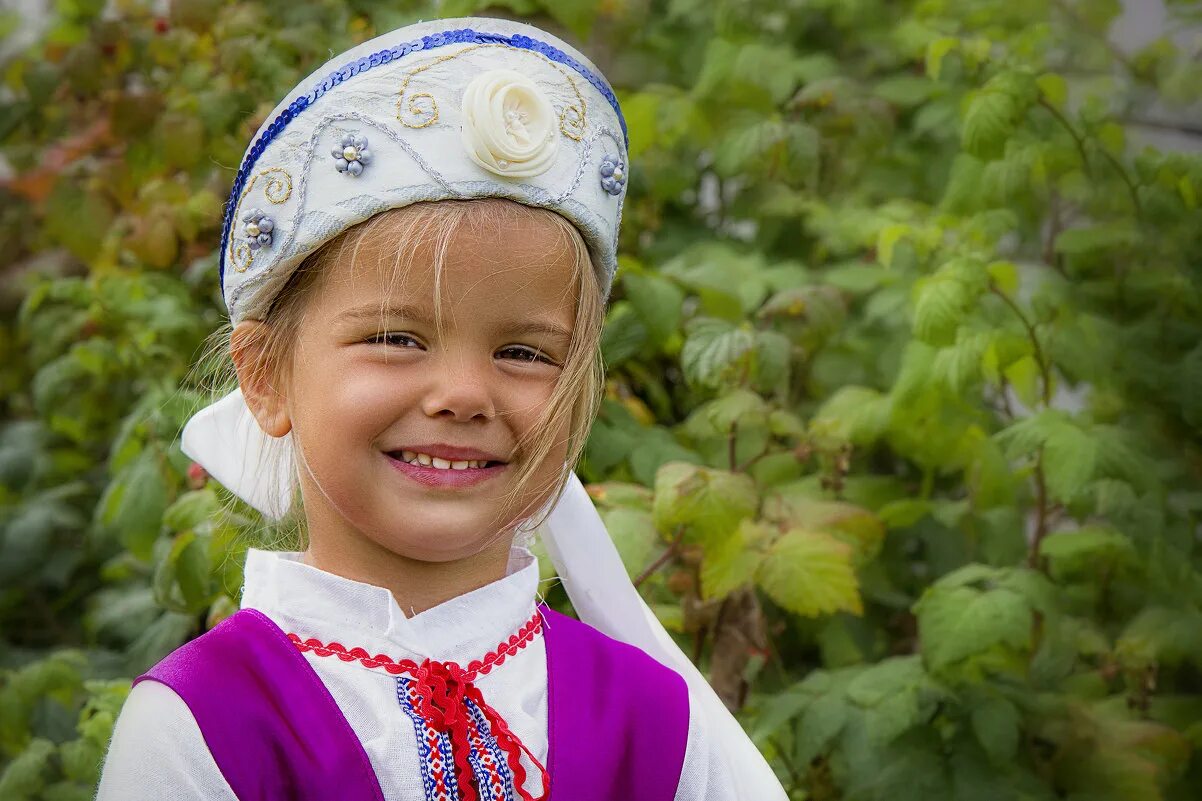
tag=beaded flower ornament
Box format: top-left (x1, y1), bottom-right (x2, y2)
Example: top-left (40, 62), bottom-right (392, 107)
top-left (219, 16), bottom-right (628, 324)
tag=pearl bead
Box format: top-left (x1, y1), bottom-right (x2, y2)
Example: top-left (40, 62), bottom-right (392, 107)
top-left (246, 223), bottom-right (260, 237)
top-left (612, 167), bottom-right (624, 180)
top-left (343, 146), bottom-right (358, 160)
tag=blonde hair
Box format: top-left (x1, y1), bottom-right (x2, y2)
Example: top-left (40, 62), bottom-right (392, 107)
top-left (192, 198), bottom-right (606, 551)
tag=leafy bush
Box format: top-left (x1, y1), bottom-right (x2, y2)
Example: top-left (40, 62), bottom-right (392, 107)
top-left (2, 0), bottom-right (1200, 798)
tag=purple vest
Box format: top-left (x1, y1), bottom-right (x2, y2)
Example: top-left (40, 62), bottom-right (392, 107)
top-left (134, 606), bottom-right (689, 800)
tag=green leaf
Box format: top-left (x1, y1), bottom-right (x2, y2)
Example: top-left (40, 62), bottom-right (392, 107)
top-left (599, 506), bottom-right (659, 578)
top-left (971, 693), bottom-right (1021, 765)
top-left (797, 691), bottom-right (849, 764)
top-left (873, 75), bottom-right (939, 107)
top-left (102, 449), bottom-right (170, 561)
top-left (756, 528), bottom-right (862, 617)
top-left (587, 482), bottom-right (653, 510)
top-left (1116, 606), bottom-right (1202, 670)
top-left (763, 492), bottom-right (886, 563)
top-left (163, 488), bottom-right (219, 532)
top-left (662, 244), bottom-right (771, 316)
top-left (759, 285), bottom-right (847, 333)
top-left (701, 518), bottom-right (770, 598)
top-left (600, 301), bottom-right (649, 367)
top-left (933, 330), bottom-right (988, 395)
top-left (912, 276), bottom-right (969, 346)
top-left (651, 462), bottom-right (758, 548)
top-left (621, 270), bottom-right (684, 346)
top-left (1003, 354), bottom-right (1043, 408)
top-left (1040, 525), bottom-right (1136, 579)
top-left (1042, 423), bottom-right (1099, 502)
top-left (925, 36), bottom-right (959, 80)
top-left (173, 532), bottom-right (212, 612)
top-left (0, 737), bottom-right (55, 798)
top-left (914, 569), bottom-right (1034, 674)
top-left (44, 180), bottom-right (115, 262)
top-left (1053, 225), bottom-right (1138, 256)
top-left (941, 154), bottom-right (986, 212)
top-left (691, 388), bottom-right (769, 434)
top-left (1036, 72), bottom-right (1068, 108)
top-left (679, 318), bottom-right (755, 389)
top-left (751, 330), bottom-right (792, 391)
top-left (962, 89), bottom-right (1018, 160)
top-left (809, 386), bottom-right (891, 445)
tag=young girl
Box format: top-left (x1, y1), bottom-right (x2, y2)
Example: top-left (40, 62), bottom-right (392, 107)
top-left (96, 16), bottom-right (787, 801)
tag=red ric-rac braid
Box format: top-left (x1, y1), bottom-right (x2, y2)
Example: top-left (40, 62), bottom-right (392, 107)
top-left (288, 610), bottom-right (547, 801)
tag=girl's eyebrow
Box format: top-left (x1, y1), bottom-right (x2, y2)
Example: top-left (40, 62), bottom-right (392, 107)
top-left (498, 319), bottom-right (573, 343)
top-left (335, 303), bottom-right (433, 324)
top-left (335, 302), bottom-right (572, 342)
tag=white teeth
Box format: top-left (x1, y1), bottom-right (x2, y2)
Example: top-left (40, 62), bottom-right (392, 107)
top-left (396, 451), bottom-right (493, 470)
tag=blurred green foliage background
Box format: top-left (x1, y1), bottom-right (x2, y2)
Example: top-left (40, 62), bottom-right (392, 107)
top-left (2, 0), bottom-right (1202, 798)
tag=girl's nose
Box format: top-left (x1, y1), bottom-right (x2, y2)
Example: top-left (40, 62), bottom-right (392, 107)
top-left (419, 356), bottom-right (496, 422)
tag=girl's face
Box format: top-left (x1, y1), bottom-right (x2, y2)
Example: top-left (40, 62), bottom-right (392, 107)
top-left (281, 213), bottom-right (578, 564)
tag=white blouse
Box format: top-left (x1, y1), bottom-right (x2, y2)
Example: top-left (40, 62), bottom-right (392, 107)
top-left (96, 547), bottom-right (737, 800)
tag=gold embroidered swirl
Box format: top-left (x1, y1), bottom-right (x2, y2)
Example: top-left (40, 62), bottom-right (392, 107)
top-left (229, 167), bottom-right (293, 273)
top-left (396, 44), bottom-right (586, 141)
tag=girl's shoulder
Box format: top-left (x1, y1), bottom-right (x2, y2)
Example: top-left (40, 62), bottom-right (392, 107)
top-left (540, 606), bottom-right (688, 691)
top-left (539, 607), bottom-right (693, 799)
top-left (97, 678), bottom-right (237, 800)
top-left (131, 608), bottom-right (386, 801)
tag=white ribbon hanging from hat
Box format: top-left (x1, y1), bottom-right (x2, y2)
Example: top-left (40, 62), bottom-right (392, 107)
top-left (181, 388), bottom-right (786, 799)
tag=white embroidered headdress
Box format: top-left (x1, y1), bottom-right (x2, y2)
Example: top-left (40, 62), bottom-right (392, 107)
top-left (182, 17), bottom-right (784, 799)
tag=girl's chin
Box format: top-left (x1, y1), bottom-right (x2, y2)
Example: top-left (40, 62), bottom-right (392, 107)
top-left (371, 518), bottom-right (515, 562)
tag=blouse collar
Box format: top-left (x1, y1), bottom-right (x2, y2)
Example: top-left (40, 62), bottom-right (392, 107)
top-left (240, 545), bottom-right (541, 665)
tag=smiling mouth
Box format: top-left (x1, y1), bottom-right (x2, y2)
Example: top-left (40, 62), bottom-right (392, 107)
top-left (386, 450), bottom-right (506, 471)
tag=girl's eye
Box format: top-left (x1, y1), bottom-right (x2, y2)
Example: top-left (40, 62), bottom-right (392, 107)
top-left (369, 332), bottom-right (422, 348)
top-left (497, 346), bottom-right (556, 366)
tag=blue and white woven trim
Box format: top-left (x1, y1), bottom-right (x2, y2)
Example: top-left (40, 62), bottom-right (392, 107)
top-left (396, 676), bottom-right (462, 801)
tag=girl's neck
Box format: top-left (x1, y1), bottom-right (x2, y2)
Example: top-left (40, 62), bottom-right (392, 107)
top-left (300, 528), bottom-right (517, 616)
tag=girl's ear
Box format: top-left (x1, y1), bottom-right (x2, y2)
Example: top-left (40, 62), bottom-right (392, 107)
top-left (230, 320), bottom-right (292, 438)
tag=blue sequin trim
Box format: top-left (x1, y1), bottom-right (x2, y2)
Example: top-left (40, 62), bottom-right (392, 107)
top-left (219, 27), bottom-right (628, 287)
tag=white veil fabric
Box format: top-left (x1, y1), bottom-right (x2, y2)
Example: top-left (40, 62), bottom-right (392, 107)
top-left (181, 388), bottom-right (787, 799)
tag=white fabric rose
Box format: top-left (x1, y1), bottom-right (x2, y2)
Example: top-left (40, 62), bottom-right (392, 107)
top-left (460, 68), bottom-right (559, 178)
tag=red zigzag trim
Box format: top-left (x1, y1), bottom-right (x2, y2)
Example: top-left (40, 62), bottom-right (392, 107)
top-left (286, 610), bottom-right (543, 681)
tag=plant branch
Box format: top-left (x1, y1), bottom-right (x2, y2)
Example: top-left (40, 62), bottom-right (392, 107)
top-left (989, 285), bottom-right (1054, 406)
top-left (728, 420), bottom-right (739, 471)
top-left (1027, 451), bottom-right (1050, 571)
top-left (634, 525), bottom-right (686, 589)
top-left (1041, 190), bottom-right (1070, 278)
top-left (998, 377), bottom-right (1017, 419)
top-left (1036, 98), bottom-right (1143, 217)
top-left (1037, 97), bottom-right (1092, 178)
top-left (736, 445), bottom-right (773, 472)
